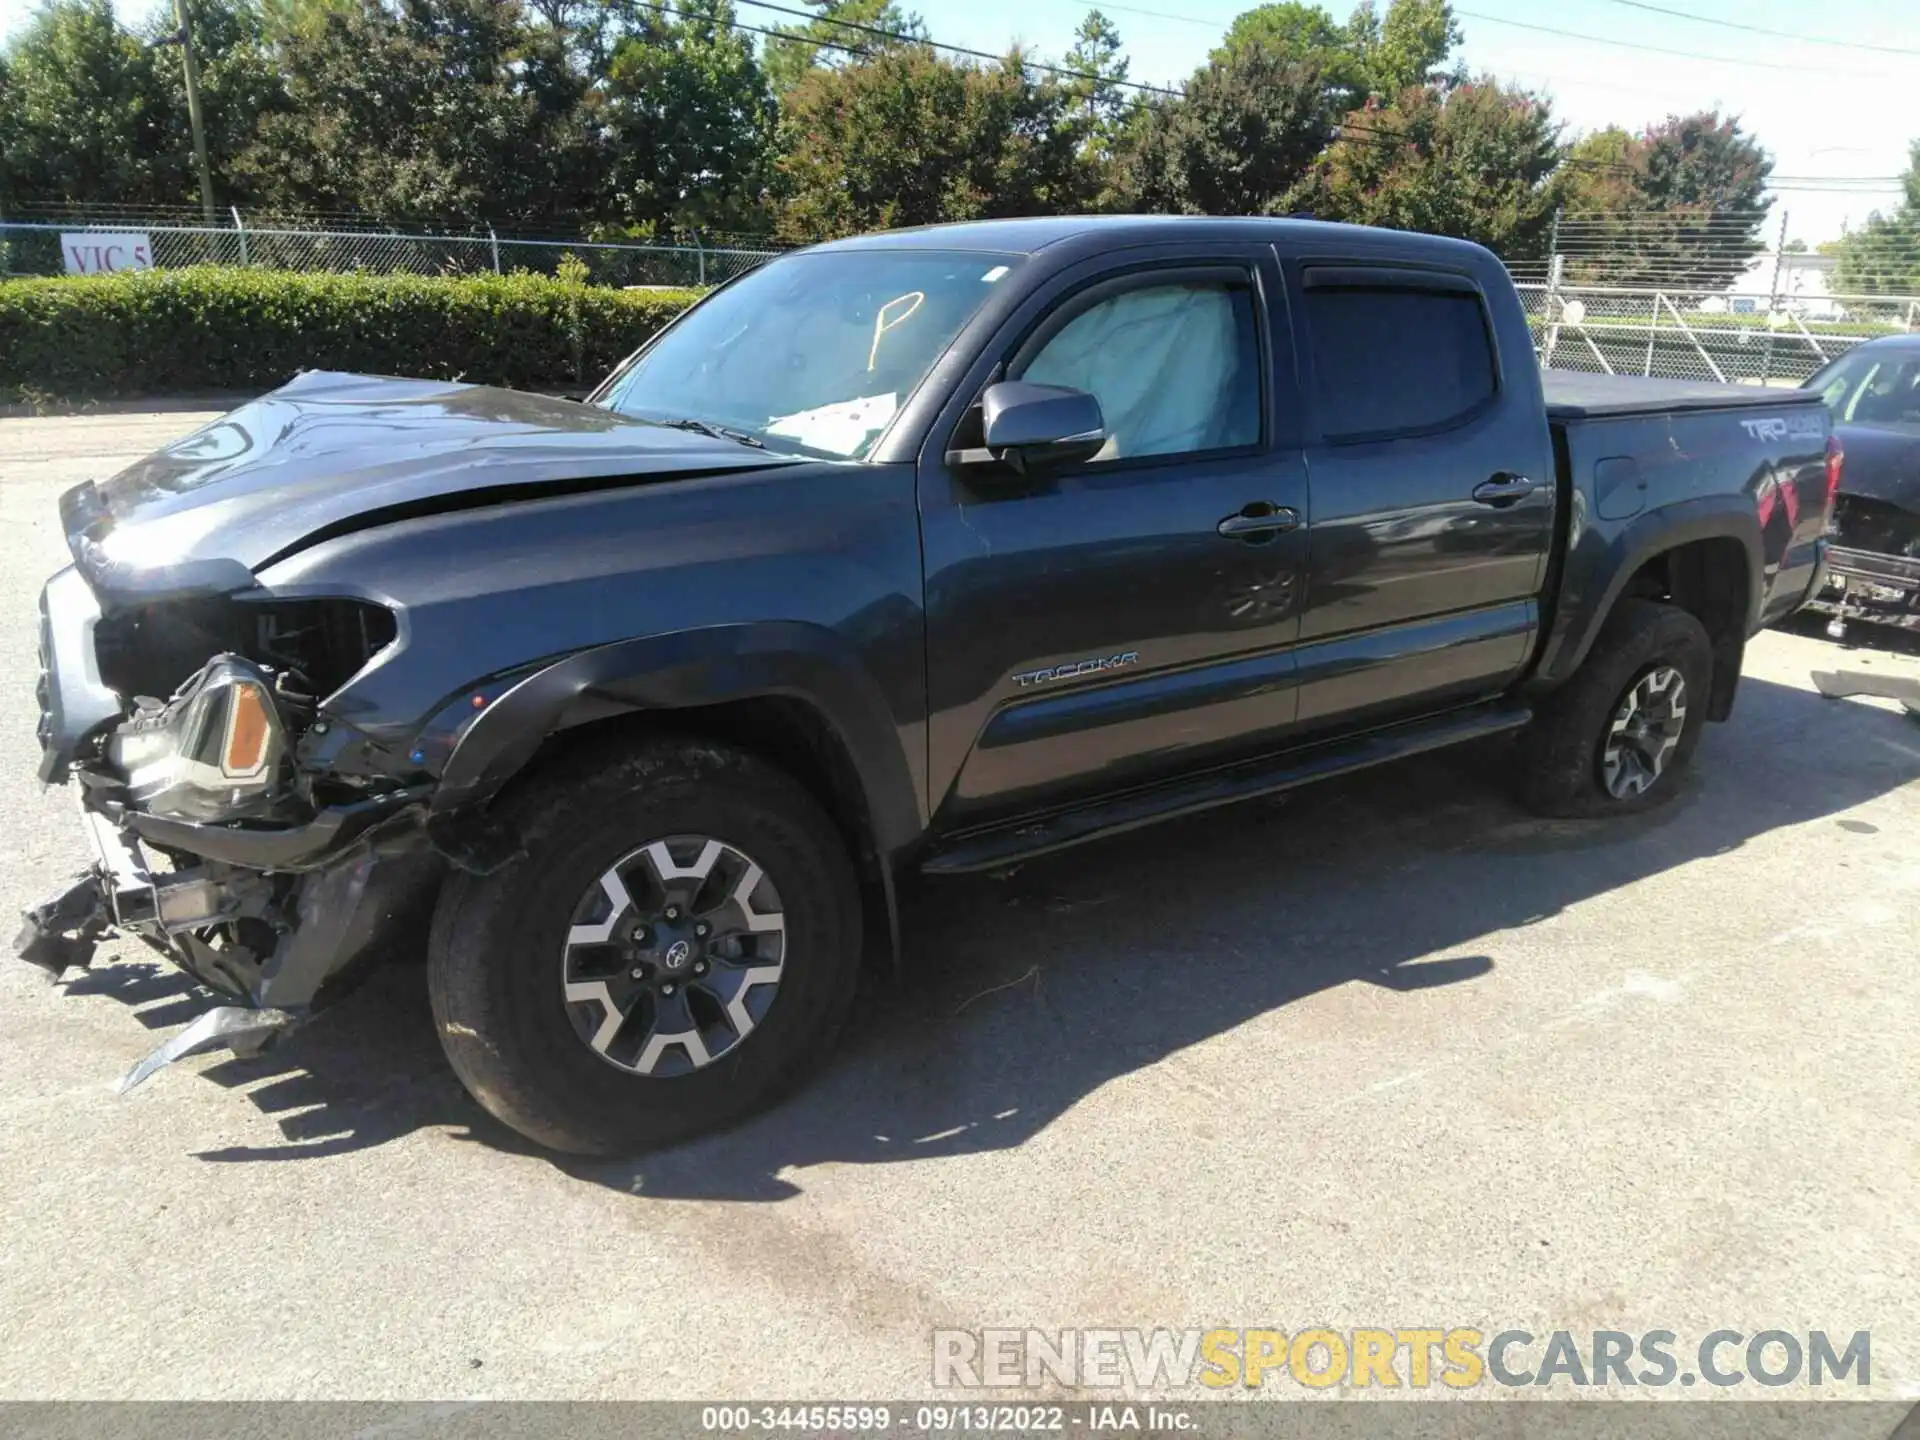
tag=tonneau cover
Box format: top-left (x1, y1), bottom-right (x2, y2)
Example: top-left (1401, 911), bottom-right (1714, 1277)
top-left (1543, 369), bottom-right (1826, 420)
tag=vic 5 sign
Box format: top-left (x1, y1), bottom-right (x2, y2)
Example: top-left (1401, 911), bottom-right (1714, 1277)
top-left (61, 233), bottom-right (154, 275)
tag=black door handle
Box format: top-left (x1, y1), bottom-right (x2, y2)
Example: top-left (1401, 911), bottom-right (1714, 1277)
top-left (1218, 502), bottom-right (1300, 538)
top-left (1472, 474), bottom-right (1536, 507)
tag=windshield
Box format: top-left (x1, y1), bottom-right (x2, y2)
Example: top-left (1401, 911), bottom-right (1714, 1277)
top-left (1806, 348), bottom-right (1920, 429)
top-left (596, 250), bottom-right (1023, 459)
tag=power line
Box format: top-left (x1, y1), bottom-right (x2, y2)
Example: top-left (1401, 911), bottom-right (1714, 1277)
top-left (733, 0), bottom-right (1658, 177)
top-left (1587, 0), bottom-right (1920, 58)
top-left (681, 1), bottom-right (1907, 196)
top-left (1019, 0), bottom-right (1912, 82)
top-left (732, 0), bottom-right (1183, 96)
top-left (1453, 9), bottom-right (1898, 78)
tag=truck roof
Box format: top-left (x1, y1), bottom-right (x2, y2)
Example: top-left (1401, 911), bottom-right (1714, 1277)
top-left (803, 214), bottom-right (1494, 267)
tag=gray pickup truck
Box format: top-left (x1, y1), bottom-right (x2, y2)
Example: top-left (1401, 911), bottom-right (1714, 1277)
top-left (21, 216), bottom-right (1836, 1153)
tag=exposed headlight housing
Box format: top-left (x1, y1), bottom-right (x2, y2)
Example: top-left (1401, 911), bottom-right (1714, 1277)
top-left (107, 656), bottom-right (293, 824)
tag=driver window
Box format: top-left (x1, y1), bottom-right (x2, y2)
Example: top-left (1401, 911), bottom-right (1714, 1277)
top-left (1018, 280), bottom-right (1261, 462)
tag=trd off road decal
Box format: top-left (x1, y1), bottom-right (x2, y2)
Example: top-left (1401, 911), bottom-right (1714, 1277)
top-left (1739, 414), bottom-right (1824, 443)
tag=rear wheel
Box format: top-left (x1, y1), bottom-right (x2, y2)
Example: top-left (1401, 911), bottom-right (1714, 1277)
top-left (1517, 599), bottom-right (1714, 818)
top-left (428, 737), bottom-right (862, 1155)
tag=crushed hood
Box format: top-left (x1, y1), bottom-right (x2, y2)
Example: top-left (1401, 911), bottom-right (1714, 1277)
top-left (61, 371), bottom-right (792, 606)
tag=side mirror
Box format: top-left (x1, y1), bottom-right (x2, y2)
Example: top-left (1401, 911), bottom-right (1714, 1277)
top-left (971, 381), bottom-right (1107, 473)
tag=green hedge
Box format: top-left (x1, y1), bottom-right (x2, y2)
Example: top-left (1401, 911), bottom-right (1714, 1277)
top-left (0, 267), bottom-right (702, 401)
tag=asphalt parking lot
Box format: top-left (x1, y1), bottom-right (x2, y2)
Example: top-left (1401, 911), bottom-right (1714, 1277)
top-left (1, 408), bottom-right (1918, 1403)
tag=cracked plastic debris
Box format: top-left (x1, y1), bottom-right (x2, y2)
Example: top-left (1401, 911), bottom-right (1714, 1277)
top-left (117, 1006), bottom-right (299, 1094)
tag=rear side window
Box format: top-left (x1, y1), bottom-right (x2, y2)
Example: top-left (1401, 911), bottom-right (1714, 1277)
top-left (1305, 283), bottom-right (1497, 441)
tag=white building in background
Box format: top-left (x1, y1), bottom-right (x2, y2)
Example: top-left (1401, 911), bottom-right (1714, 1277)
top-left (1698, 252), bottom-right (1850, 320)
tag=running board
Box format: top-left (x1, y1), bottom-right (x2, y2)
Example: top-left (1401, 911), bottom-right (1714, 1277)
top-left (919, 701), bottom-right (1532, 875)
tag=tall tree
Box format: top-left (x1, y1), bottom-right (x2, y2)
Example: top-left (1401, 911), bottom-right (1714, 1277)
top-left (1108, 45), bottom-right (1337, 216)
top-left (1828, 140), bottom-right (1920, 296)
top-left (1351, 0), bottom-right (1460, 97)
top-left (233, 0), bottom-right (602, 225)
top-left (774, 45), bottom-right (1093, 240)
top-left (761, 0), bottom-right (927, 97)
top-left (1060, 9), bottom-right (1129, 158)
top-left (1214, 2), bottom-right (1364, 108)
top-left (0, 0), bottom-right (180, 210)
top-left (600, 0), bottom-right (776, 235)
top-left (1560, 110), bottom-right (1773, 289)
top-left (1297, 79), bottom-right (1564, 257)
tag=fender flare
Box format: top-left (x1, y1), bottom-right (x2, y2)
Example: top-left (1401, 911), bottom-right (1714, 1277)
top-left (1533, 495), bottom-right (1765, 692)
top-left (430, 622), bottom-right (923, 862)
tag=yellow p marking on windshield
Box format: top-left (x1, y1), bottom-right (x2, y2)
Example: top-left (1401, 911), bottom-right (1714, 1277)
top-left (869, 291), bottom-right (926, 372)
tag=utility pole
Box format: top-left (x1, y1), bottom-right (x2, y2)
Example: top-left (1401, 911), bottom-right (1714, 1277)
top-left (162, 0), bottom-right (218, 224)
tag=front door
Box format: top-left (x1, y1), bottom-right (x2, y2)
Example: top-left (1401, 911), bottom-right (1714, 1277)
top-left (918, 251), bottom-right (1312, 827)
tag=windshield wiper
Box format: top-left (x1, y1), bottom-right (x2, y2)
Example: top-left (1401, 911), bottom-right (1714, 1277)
top-left (653, 416), bottom-right (766, 450)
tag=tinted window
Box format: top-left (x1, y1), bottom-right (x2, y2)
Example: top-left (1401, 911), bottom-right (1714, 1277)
top-left (1305, 285), bottom-right (1497, 440)
top-left (1018, 281), bottom-right (1261, 461)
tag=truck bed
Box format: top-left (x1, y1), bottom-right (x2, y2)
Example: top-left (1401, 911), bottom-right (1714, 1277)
top-left (1543, 369), bottom-right (1827, 420)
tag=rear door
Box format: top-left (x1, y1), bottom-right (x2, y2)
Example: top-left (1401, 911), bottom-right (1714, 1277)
top-left (917, 247), bottom-right (1312, 826)
top-left (1288, 261), bottom-right (1555, 731)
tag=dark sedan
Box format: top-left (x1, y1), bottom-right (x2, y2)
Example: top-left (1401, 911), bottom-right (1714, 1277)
top-left (1803, 334), bottom-right (1920, 635)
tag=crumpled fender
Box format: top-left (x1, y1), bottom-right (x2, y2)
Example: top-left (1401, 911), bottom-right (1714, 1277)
top-left (431, 621), bottom-right (924, 862)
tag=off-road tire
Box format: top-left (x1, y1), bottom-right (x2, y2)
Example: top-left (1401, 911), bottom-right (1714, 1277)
top-left (428, 737), bottom-right (862, 1155)
top-left (1517, 599), bottom-right (1714, 818)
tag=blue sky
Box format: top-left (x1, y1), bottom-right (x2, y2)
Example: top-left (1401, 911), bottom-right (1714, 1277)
top-left (3, 0), bottom-right (1913, 243)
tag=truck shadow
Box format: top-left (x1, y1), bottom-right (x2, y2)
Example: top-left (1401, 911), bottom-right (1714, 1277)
top-left (92, 669), bottom-right (1917, 1181)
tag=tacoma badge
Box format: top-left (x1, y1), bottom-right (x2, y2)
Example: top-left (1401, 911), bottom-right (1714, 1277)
top-left (1013, 652), bottom-right (1140, 688)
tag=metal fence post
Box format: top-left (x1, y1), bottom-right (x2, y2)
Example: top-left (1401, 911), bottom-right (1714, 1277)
top-left (488, 225), bottom-right (501, 275)
top-left (1543, 252), bottom-right (1565, 367)
top-left (1644, 290), bottom-right (1659, 376)
top-left (1759, 210), bottom-right (1788, 386)
top-left (695, 231), bottom-right (706, 287)
top-left (231, 205), bottom-right (248, 266)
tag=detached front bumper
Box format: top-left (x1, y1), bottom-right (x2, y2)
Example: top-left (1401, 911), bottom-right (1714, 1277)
top-left (14, 793), bottom-right (443, 1088)
top-left (15, 788), bottom-right (441, 1001)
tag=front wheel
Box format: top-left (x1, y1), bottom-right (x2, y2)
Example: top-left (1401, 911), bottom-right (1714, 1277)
top-left (1517, 599), bottom-right (1715, 818)
top-left (428, 738), bottom-right (862, 1155)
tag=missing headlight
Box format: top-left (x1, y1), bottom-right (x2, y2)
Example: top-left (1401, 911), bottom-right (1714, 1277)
top-left (95, 597), bottom-right (397, 703)
top-left (243, 598), bottom-right (398, 699)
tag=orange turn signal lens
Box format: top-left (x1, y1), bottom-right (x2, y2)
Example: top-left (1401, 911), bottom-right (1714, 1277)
top-left (222, 681), bottom-right (274, 778)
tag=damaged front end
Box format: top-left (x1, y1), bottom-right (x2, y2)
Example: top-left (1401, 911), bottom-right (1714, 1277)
top-left (19, 568), bottom-right (444, 1089)
top-left (17, 370), bottom-right (788, 1094)
top-left (1805, 493), bottom-right (1920, 637)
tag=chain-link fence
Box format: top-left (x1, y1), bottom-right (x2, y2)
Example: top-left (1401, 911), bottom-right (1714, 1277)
top-left (5, 206), bottom-right (1916, 389)
top-left (1516, 280), bottom-right (1918, 387)
top-left (1512, 206), bottom-right (1920, 385)
top-left (0, 213), bottom-right (782, 288)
